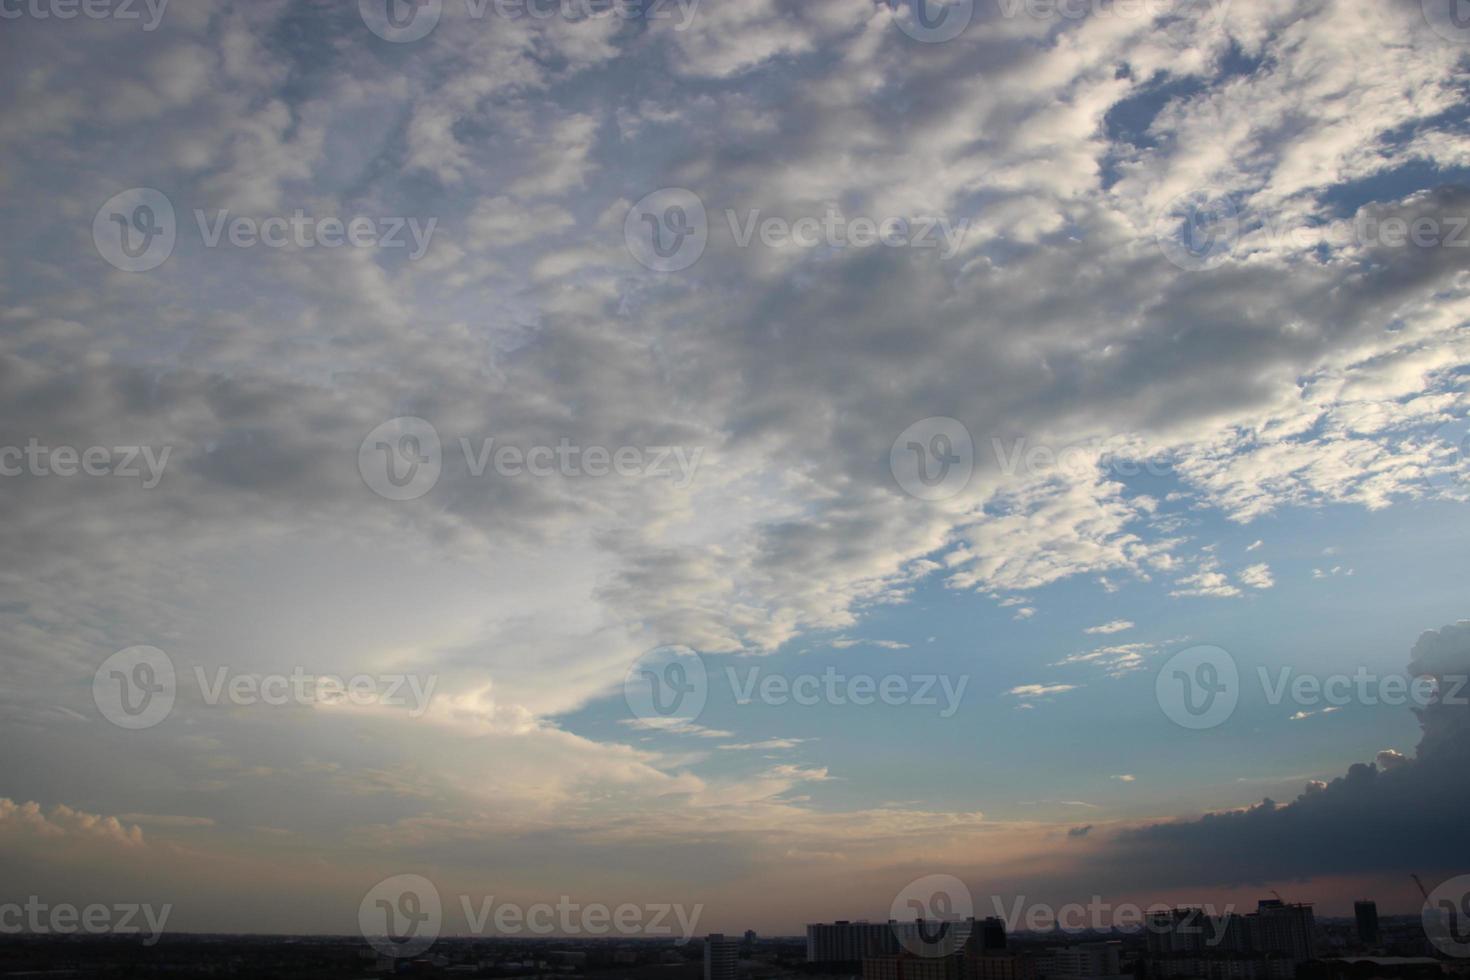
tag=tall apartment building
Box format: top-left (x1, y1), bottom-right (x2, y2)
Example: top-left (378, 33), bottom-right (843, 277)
top-left (966, 952), bottom-right (1039, 980)
top-left (1354, 901), bottom-right (1380, 948)
top-left (808, 921), bottom-right (903, 962)
top-left (705, 934), bottom-right (739, 980)
top-left (811, 917), bottom-right (1008, 963)
top-left (1145, 900), bottom-right (1317, 968)
top-left (1037, 942), bottom-right (1124, 979)
top-left (1251, 901), bottom-right (1316, 961)
top-left (864, 952), bottom-right (964, 980)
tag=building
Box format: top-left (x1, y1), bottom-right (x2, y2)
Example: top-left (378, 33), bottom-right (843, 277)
top-left (970, 917), bottom-right (1008, 953)
top-left (1313, 957), bottom-right (1447, 980)
top-left (1145, 901), bottom-right (1317, 961)
top-left (1145, 900), bottom-right (1319, 980)
top-left (1149, 956), bottom-right (1299, 980)
top-left (1353, 902), bottom-right (1380, 948)
top-left (1251, 901), bottom-right (1317, 961)
top-left (1037, 942), bottom-right (1124, 980)
top-left (811, 916), bottom-right (1008, 964)
top-left (1146, 908), bottom-right (1223, 955)
top-left (966, 952), bottom-right (1038, 980)
top-left (706, 934), bottom-right (739, 980)
top-left (865, 952), bottom-right (963, 980)
top-left (808, 921), bottom-right (903, 962)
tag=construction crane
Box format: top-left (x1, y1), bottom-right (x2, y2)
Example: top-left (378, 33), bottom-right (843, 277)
top-left (1411, 874), bottom-right (1430, 901)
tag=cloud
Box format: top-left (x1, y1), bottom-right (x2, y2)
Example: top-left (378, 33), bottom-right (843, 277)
top-left (720, 739), bottom-right (808, 751)
top-left (1007, 684), bottom-right (1080, 700)
top-left (1082, 621), bottom-right (1470, 889)
top-left (1086, 619), bottom-right (1135, 635)
top-left (1239, 563), bottom-right (1276, 589)
top-left (1053, 642), bottom-right (1158, 677)
top-left (829, 637), bottom-right (910, 650)
top-left (1288, 706), bottom-right (1340, 720)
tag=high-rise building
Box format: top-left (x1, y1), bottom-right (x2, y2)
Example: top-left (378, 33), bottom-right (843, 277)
top-left (808, 921), bottom-right (903, 962)
top-left (864, 953), bottom-right (963, 980)
top-left (810, 916), bottom-right (1007, 964)
top-left (966, 952), bottom-right (1038, 980)
top-left (1354, 901), bottom-right (1380, 947)
top-left (1037, 942), bottom-right (1124, 979)
top-left (1250, 900), bottom-right (1316, 961)
top-left (1147, 902), bottom-right (1315, 961)
top-left (705, 934), bottom-right (739, 980)
top-left (969, 917), bottom-right (1008, 953)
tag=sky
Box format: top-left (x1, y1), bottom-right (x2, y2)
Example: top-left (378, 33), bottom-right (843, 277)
top-left (1, 0), bottom-right (1469, 942)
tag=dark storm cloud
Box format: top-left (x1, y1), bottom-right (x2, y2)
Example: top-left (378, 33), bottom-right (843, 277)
top-left (1086, 622), bottom-right (1470, 889)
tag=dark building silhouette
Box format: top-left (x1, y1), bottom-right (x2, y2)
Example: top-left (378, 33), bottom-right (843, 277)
top-left (1353, 901), bottom-right (1380, 947)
